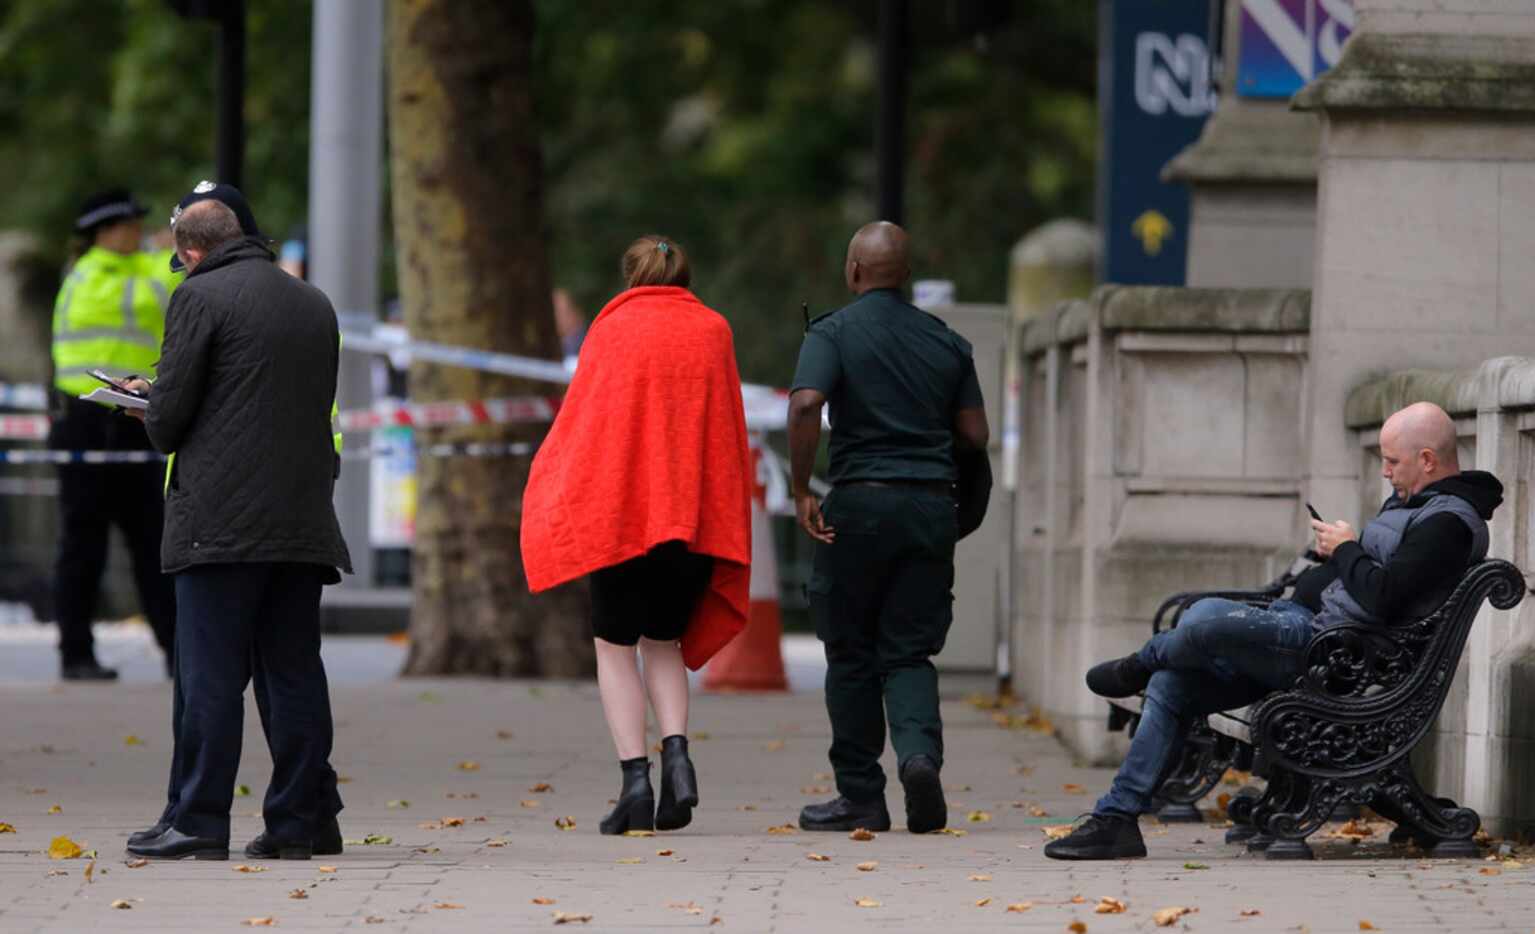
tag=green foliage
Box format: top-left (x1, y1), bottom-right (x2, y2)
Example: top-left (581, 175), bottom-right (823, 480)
top-left (0, 0), bottom-right (311, 254)
top-left (0, 0), bottom-right (1096, 384)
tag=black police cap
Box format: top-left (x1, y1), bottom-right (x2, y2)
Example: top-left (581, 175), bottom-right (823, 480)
top-left (75, 188), bottom-right (148, 233)
top-left (168, 180), bottom-right (266, 272)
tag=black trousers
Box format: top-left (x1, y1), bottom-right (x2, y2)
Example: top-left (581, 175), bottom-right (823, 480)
top-left (49, 398), bottom-right (175, 665)
top-left (167, 562), bottom-right (342, 842)
top-left (808, 484), bottom-right (957, 803)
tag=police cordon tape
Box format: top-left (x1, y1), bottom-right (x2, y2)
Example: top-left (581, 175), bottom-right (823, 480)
top-left (0, 441), bottom-right (537, 467)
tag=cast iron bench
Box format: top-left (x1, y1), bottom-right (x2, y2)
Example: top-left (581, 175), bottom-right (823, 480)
top-left (1105, 558), bottom-right (1525, 860)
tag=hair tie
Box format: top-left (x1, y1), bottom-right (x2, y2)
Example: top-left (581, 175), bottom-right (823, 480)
top-left (656, 241), bottom-right (670, 255)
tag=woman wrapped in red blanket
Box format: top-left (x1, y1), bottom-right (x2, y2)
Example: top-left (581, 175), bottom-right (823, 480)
top-left (521, 235), bottom-right (752, 835)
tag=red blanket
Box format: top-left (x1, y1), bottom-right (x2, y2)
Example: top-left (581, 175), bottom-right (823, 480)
top-left (521, 286), bottom-right (753, 669)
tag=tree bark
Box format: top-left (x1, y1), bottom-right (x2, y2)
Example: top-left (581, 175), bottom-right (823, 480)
top-left (388, 0), bottom-right (592, 677)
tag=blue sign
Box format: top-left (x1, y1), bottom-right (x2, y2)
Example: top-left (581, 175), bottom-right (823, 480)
top-left (1098, 0), bottom-right (1216, 285)
top-left (1237, 0), bottom-right (1355, 98)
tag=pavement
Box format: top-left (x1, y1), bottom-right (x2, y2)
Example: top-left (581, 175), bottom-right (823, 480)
top-left (1, 626), bottom-right (1532, 933)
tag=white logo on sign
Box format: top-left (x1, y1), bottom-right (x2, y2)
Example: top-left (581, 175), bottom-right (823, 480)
top-left (1134, 32), bottom-right (1216, 117)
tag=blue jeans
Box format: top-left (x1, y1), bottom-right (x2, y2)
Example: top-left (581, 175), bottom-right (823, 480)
top-left (1095, 598), bottom-right (1315, 818)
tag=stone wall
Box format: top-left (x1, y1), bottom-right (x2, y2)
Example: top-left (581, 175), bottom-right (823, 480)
top-left (1014, 286), bottom-right (1311, 762)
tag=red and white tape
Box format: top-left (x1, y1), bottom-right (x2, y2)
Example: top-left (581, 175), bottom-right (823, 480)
top-left (335, 396), bottom-right (560, 432)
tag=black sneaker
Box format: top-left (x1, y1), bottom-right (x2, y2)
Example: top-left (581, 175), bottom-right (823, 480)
top-left (1043, 813), bottom-right (1147, 860)
top-left (899, 755), bottom-right (946, 834)
top-left (1085, 655), bottom-right (1151, 698)
top-left (799, 796), bottom-right (891, 832)
top-left (62, 661), bottom-right (119, 682)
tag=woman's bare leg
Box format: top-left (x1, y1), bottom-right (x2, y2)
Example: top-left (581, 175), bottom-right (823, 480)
top-left (595, 638), bottom-right (647, 760)
top-left (639, 638), bottom-right (689, 738)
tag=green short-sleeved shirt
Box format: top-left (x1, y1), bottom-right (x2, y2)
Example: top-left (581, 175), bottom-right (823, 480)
top-left (791, 288), bottom-right (985, 485)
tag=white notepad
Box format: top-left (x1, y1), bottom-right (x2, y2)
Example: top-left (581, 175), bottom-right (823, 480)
top-left (79, 387), bottom-right (148, 411)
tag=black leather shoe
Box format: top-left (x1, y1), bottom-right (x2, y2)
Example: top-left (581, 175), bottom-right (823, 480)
top-left (899, 755), bottom-right (946, 834)
top-left (655, 735), bottom-right (698, 831)
top-left (245, 832), bottom-right (312, 860)
top-left (126, 827), bottom-right (228, 861)
top-left (1043, 813), bottom-right (1147, 860)
top-left (799, 796), bottom-right (891, 832)
top-left (1085, 655), bottom-right (1151, 698)
top-left (600, 758), bottom-right (655, 835)
top-left (315, 816), bottom-right (343, 856)
top-left (127, 821), bottom-right (170, 847)
top-left (61, 661), bottom-right (119, 682)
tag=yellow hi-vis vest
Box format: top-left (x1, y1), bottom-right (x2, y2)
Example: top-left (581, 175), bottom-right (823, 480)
top-left (52, 246), bottom-right (181, 396)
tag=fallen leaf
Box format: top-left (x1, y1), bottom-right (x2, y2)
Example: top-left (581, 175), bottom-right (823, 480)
top-left (806, 853), bottom-right (831, 862)
top-left (656, 848), bottom-right (674, 856)
top-left (616, 857), bottom-right (644, 864)
top-left (1071, 896), bottom-right (1087, 904)
top-left (856, 861), bottom-right (878, 871)
top-left (456, 760), bottom-right (480, 772)
top-left (766, 824), bottom-right (798, 835)
top-left (46, 804), bottom-right (61, 814)
top-left (854, 898), bottom-right (881, 908)
top-left (288, 889), bottom-right (308, 900)
top-left (1043, 825), bottom-right (1072, 840)
top-left (1358, 923), bottom-right (1377, 931)
top-left (446, 792), bottom-right (479, 799)
top-left (969, 873), bottom-right (992, 881)
top-left (532, 897), bottom-right (556, 905)
top-left (442, 817), bottom-right (465, 827)
top-left (233, 864), bottom-right (267, 873)
top-left (46, 869), bottom-right (67, 877)
top-left (1239, 909), bottom-right (1261, 917)
top-left (738, 805), bottom-right (758, 812)
top-left (1222, 768), bottom-right (1251, 785)
top-left (1183, 862), bottom-right (1209, 870)
top-left (1063, 784), bottom-right (1086, 794)
top-left (0, 823), bottom-right (13, 833)
top-left (520, 799), bottom-right (541, 808)
top-left (1504, 859), bottom-right (1524, 869)
top-left (235, 784), bottom-right (251, 797)
top-left (553, 911), bottom-right (592, 924)
top-left (83, 860), bottom-right (94, 883)
top-left (434, 902), bottom-right (464, 909)
top-left (486, 839), bottom-right (509, 848)
top-left (1478, 867), bottom-right (1501, 876)
top-left (337, 775), bottom-right (353, 784)
top-left (1028, 806), bottom-right (1049, 817)
top-left (387, 799), bottom-right (409, 809)
top-left (529, 782), bottom-right (554, 793)
top-left (936, 827), bottom-right (968, 837)
top-left (967, 810), bottom-right (992, 823)
top-left (317, 865), bottom-right (336, 872)
top-left (554, 816), bottom-right (577, 831)
top-left (691, 731), bottom-right (712, 740)
top-left (365, 917), bottom-right (385, 925)
top-left (361, 833), bottom-right (391, 845)
top-left (763, 739), bottom-right (786, 752)
top-left (418, 820), bottom-right (443, 830)
top-left (1068, 923), bottom-right (1087, 934)
top-left (413, 846), bottom-right (440, 854)
top-left (242, 919), bottom-right (275, 927)
top-left (47, 836), bottom-right (82, 860)
top-left (800, 785), bottom-right (832, 795)
top-left (123, 735), bottom-right (144, 746)
top-left (622, 829), bottom-right (655, 838)
top-left (1095, 897), bottom-right (1127, 914)
top-left (709, 917), bottom-right (723, 926)
top-left (1006, 902), bottom-right (1033, 912)
top-left (1332, 819), bottom-right (1377, 839)
top-left (667, 901), bottom-right (704, 914)
top-left (1154, 906), bottom-right (1197, 926)
top-left (848, 828), bottom-right (876, 841)
top-left (125, 858), bottom-right (148, 868)
top-left (110, 899), bottom-right (133, 909)
top-left (814, 772), bottom-right (833, 781)
top-left (496, 729), bottom-right (514, 740)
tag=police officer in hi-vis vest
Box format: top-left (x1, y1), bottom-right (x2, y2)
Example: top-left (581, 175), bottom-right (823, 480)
top-left (48, 188), bottom-right (180, 680)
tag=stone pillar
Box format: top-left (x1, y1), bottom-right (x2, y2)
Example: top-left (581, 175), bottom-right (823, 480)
top-left (1163, 0), bottom-right (1320, 289)
top-left (1299, 0), bottom-right (1535, 521)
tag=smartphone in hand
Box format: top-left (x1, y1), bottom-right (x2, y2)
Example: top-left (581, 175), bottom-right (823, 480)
top-left (88, 369), bottom-right (145, 398)
top-left (1306, 502), bottom-right (1323, 522)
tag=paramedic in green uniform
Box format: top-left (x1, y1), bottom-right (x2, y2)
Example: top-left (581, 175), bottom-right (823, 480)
top-left (788, 221), bottom-right (990, 834)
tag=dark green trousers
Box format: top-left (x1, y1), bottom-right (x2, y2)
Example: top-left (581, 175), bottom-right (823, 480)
top-left (808, 484), bottom-right (957, 803)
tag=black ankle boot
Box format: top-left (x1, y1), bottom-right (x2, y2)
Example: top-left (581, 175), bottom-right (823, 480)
top-left (655, 735), bottom-right (698, 831)
top-left (599, 757), bottom-right (655, 835)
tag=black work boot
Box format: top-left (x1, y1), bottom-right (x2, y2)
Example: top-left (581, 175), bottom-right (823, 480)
top-left (599, 757), bottom-right (655, 835)
top-left (799, 796), bottom-right (892, 832)
top-left (1085, 654), bottom-right (1152, 698)
top-left (655, 735), bottom-right (698, 831)
top-left (899, 755), bottom-right (947, 833)
top-left (1043, 813), bottom-right (1147, 860)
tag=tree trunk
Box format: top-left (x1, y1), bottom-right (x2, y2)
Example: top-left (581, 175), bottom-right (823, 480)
top-left (388, 0), bottom-right (592, 677)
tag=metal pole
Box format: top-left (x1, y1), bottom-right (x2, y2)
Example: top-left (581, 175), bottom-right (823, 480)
top-left (876, 0), bottom-right (908, 225)
top-left (215, 0), bottom-right (245, 187)
top-left (309, 0), bottom-right (384, 587)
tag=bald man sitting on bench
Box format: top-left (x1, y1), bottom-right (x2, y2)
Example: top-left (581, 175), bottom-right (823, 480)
top-left (1044, 402), bottom-right (1503, 860)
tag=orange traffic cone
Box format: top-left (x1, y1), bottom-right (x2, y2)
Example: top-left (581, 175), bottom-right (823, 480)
top-left (703, 441), bottom-right (789, 692)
